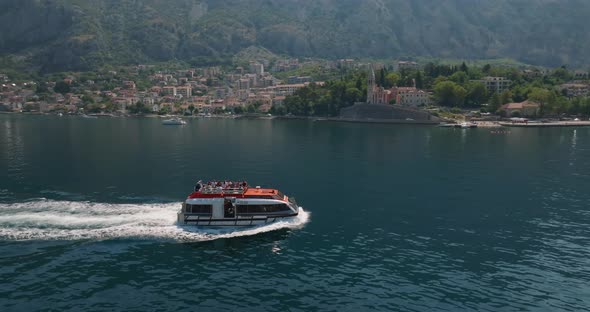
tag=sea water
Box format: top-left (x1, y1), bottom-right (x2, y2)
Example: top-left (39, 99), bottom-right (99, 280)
top-left (1, 115), bottom-right (589, 311)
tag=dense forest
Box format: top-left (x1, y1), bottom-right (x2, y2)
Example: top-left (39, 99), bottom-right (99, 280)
top-left (1, 0), bottom-right (590, 72)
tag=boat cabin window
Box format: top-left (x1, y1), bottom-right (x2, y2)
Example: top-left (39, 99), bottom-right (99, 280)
top-left (237, 204), bottom-right (291, 214)
top-left (185, 204), bottom-right (213, 214)
top-left (247, 195), bottom-right (275, 199)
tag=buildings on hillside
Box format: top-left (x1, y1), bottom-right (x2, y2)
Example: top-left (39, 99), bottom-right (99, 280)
top-left (560, 82), bottom-right (590, 98)
top-left (249, 62), bottom-right (264, 76)
top-left (397, 61), bottom-right (419, 71)
top-left (478, 76), bottom-right (512, 94)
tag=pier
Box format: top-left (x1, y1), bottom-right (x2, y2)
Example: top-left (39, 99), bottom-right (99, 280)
top-left (499, 121), bottom-right (590, 128)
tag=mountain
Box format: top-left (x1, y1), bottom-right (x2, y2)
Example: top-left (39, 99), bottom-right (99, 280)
top-left (1, 0), bottom-right (589, 72)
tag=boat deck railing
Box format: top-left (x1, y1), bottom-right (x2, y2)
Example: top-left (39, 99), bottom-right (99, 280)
top-left (199, 186), bottom-right (247, 195)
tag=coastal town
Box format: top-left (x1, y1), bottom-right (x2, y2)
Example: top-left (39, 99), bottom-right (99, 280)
top-left (1, 58), bottom-right (590, 127)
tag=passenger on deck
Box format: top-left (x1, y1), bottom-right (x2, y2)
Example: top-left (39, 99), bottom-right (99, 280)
top-left (194, 180), bottom-right (203, 192)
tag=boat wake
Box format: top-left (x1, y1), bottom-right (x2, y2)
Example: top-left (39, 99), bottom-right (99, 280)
top-left (0, 199), bottom-right (310, 242)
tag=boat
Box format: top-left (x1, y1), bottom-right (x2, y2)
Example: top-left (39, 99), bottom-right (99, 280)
top-left (460, 122), bottom-right (478, 129)
top-left (81, 114), bottom-right (98, 119)
top-left (162, 117), bottom-right (187, 125)
top-left (178, 181), bottom-right (300, 226)
top-left (439, 122), bottom-right (477, 128)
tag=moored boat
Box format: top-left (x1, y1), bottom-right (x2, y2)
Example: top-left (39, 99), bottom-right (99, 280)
top-left (162, 117), bottom-right (187, 125)
top-left (460, 122), bottom-right (478, 129)
top-left (178, 181), bottom-right (300, 226)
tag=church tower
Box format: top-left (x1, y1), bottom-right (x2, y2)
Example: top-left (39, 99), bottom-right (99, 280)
top-left (367, 65), bottom-right (376, 104)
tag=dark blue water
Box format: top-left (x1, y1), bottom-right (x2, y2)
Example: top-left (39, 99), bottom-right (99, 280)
top-left (1, 114), bottom-right (590, 311)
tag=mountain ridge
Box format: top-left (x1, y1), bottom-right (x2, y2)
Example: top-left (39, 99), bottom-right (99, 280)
top-left (0, 0), bottom-right (589, 72)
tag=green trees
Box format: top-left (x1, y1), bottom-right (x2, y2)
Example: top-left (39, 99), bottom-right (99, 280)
top-left (465, 82), bottom-right (487, 106)
top-left (415, 71), bottom-right (424, 89)
top-left (283, 74), bottom-right (366, 116)
top-left (489, 93), bottom-right (502, 112)
top-left (35, 82), bottom-right (49, 94)
top-left (86, 103), bottom-right (103, 113)
top-left (53, 81), bottom-right (71, 94)
top-left (433, 81), bottom-right (467, 107)
top-left (552, 67), bottom-right (573, 82)
top-left (500, 90), bottom-right (513, 105)
top-left (449, 71), bottom-right (468, 84)
top-left (528, 88), bottom-right (555, 115)
top-left (460, 62), bottom-right (469, 73)
top-left (81, 94), bottom-right (95, 104)
top-left (158, 105), bottom-right (171, 115)
top-left (269, 105), bottom-right (286, 116)
top-left (385, 72), bottom-right (400, 88)
top-left (127, 101), bottom-right (150, 114)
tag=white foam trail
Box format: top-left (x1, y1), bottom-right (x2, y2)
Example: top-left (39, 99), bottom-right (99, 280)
top-left (0, 200), bottom-right (310, 242)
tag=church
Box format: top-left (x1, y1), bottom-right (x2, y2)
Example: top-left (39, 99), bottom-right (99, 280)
top-left (338, 65), bottom-right (439, 124)
top-left (366, 67), bottom-right (393, 105)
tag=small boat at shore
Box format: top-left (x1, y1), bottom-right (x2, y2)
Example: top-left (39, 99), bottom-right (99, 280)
top-left (178, 181), bottom-right (300, 226)
top-left (439, 122), bottom-right (478, 129)
top-left (162, 117), bottom-right (187, 125)
top-left (460, 122), bottom-right (478, 129)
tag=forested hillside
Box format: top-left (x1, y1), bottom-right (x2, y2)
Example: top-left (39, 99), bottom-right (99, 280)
top-left (1, 0), bottom-right (589, 72)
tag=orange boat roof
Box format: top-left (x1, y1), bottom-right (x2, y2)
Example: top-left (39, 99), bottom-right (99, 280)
top-left (243, 188), bottom-right (278, 196)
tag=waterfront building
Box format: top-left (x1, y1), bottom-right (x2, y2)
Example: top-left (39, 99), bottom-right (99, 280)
top-left (392, 87), bottom-right (431, 107)
top-left (478, 76), bottom-right (512, 94)
top-left (272, 96), bottom-right (286, 107)
top-left (501, 100), bottom-right (540, 117)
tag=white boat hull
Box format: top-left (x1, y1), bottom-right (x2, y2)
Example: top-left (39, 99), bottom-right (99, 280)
top-left (162, 118), bottom-right (187, 125)
top-left (178, 213), bottom-right (299, 227)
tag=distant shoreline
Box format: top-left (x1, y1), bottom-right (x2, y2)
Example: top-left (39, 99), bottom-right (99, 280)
top-left (4, 112), bottom-right (590, 128)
